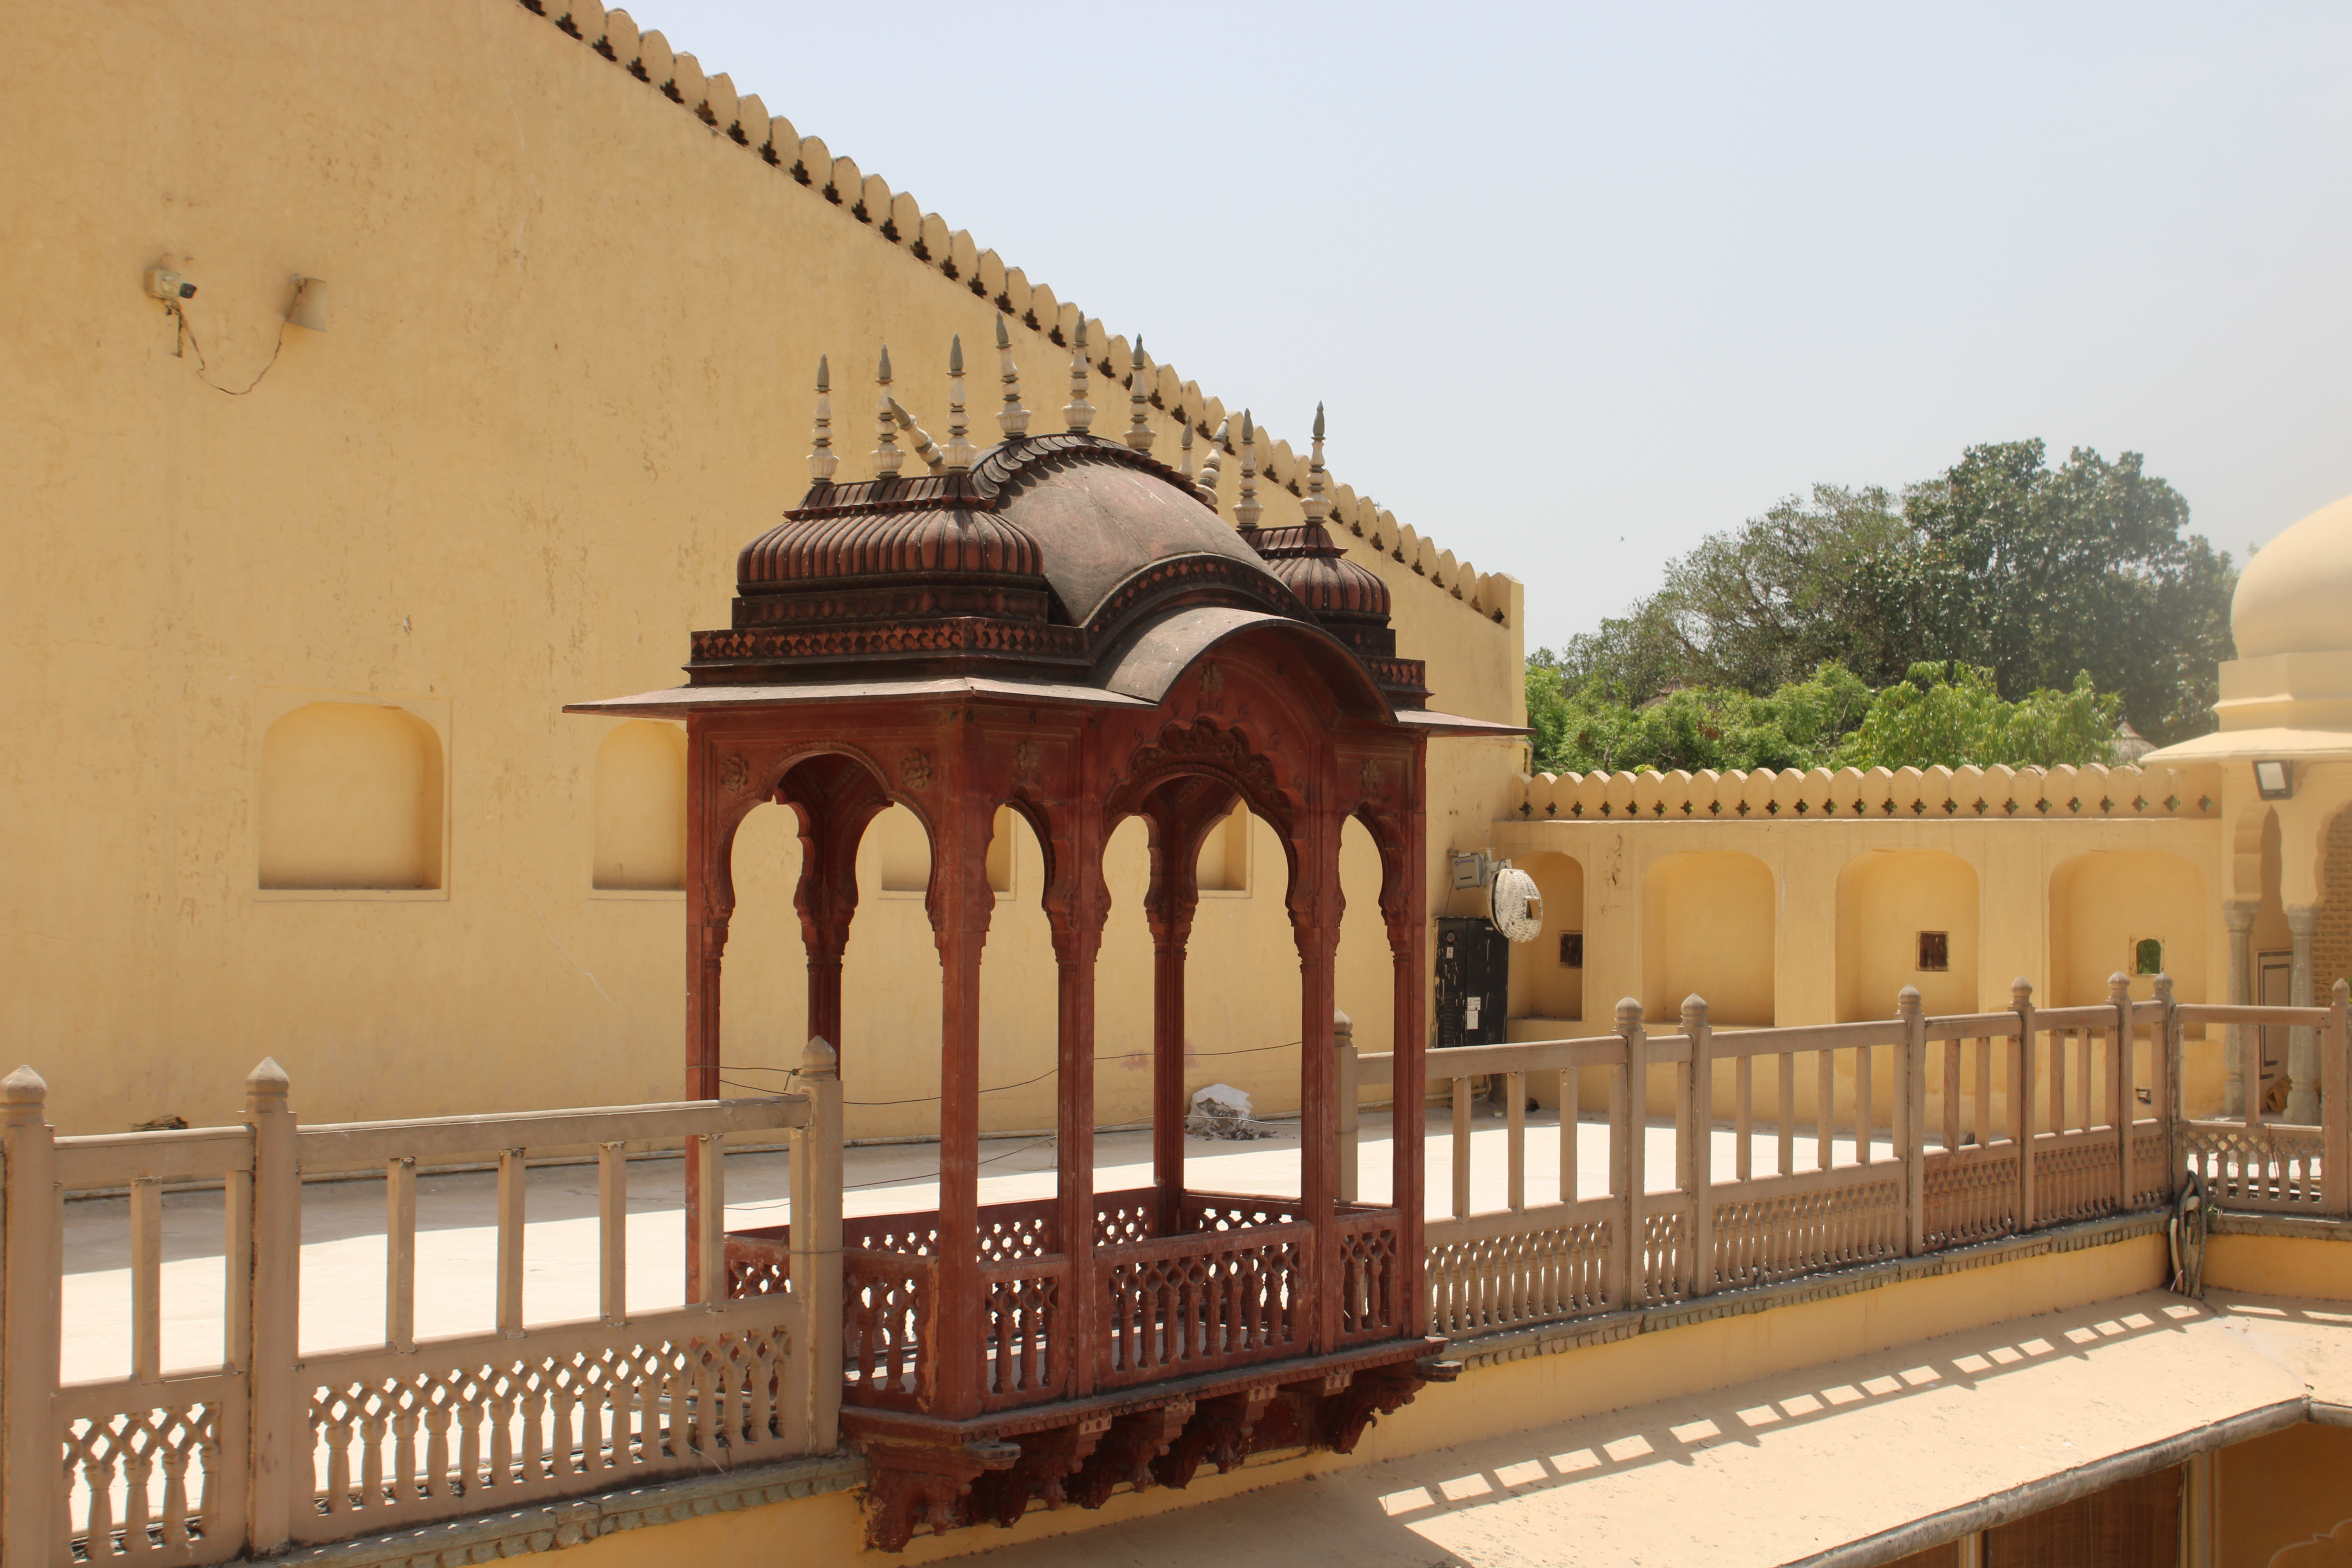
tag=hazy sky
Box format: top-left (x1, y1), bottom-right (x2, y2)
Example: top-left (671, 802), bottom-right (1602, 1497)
top-left (637, 2), bottom-right (2352, 653)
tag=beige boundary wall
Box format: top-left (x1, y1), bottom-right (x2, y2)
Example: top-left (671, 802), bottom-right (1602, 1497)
top-left (548, 1227), bottom-right (2170, 1567)
top-left (0, 0), bottom-right (1524, 1136)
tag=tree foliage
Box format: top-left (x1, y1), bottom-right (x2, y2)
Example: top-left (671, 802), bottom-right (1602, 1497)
top-left (1526, 658), bottom-right (2125, 775)
top-left (1552, 441), bottom-right (2234, 746)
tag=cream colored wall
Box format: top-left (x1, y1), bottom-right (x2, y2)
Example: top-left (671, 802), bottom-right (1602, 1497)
top-left (1836, 850), bottom-right (1978, 1020)
top-left (0, 1), bottom-right (1520, 1134)
top-left (1492, 815), bottom-right (2229, 1123)
top-left (1643, 851), bottom-right (1777, 1028)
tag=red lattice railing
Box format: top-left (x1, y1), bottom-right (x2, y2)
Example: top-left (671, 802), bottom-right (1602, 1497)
top-left (1097, 1223), bottom-right (1307, 1389)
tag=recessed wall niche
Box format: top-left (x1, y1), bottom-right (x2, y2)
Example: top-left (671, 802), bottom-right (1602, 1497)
top-left (593, 721), bottom-right (687, 891)
top-left (258, 700), bottom-right (445, 891)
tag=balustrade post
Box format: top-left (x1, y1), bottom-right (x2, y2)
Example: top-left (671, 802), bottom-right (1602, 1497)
top-left (245, 1058), bottom-right (300, 1555)
top-left (2223, 901), bottom-right (2256, 1118)
top-left (789, 1037), bottom-right (844, 1453)
top-left (1898, 988), bottom-right (1925, 1256)
top-left (1610, 999), bottom-right (1647, 1309)
top-left (2327, 983), bottom-right (2351, 1218)
top-left (1681, 995), bottom-right (1713, 1299)
top-left (1336, 1011), bottom-right (1359, 1206)
top-left (1, 1066), bottom-right (60, 1565)
top-left (2156, 975), bottom-right (2183, 1204)
top-left (2109, 972), bottom-right (2134, 1213)
top-left (2289, 906), bottom-right (2321, 1126)
top-left (2011, 981), bottom-right (2037, 1233)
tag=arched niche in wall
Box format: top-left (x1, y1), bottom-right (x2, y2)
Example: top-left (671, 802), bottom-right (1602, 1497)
top-left (865, 802), bottom-right (1015, 897)
top-left (592, 720), bottom-right (686, 891)
top-left (258, 701), bottom-right (444, 890)
top-left (2048, 849), bottom-right (2207, 1007)
top-left (1508, 851), bottom-right (1585, 1024)
top-left (1642, 850), bottom-right (1774, 1027)
top-left (1835, 849), bottom-right (1978, 1021)
top-left (1195, 804), bottom-right (1251, 894)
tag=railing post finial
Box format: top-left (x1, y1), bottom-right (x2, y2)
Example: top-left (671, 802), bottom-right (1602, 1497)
top-left (800, 1035), bottom-right (838, 1080)
top-left (1616, 996), bottom-right (1644, 1030)
top-left (2154, 971), bottom-right (2175, 1008)
top-left (245, 1056), bottom-right (290, 1111)
top-left (2011, 976), bottom-right (2034, 1011)
top-left (1896, 986), bottom-right (1922, 1020)
top-left (2108, 970), bottom-right (2132, 1007)
top-left (1, 1063), bottom-right (46, 1125)
top-left (1679, 993), bottom-right (1708, 1029)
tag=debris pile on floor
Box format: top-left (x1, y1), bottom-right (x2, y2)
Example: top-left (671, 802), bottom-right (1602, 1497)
top-left (1187, 1083), bottom-right (1270, 1139)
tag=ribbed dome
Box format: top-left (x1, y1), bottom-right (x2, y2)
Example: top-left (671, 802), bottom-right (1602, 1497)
top-left (1250, 524), bottom-right (1390, 619)
top-left (2235, 492), bottom-right (2352, 659)
top-left (739, 496), bottom-right (1042, 585)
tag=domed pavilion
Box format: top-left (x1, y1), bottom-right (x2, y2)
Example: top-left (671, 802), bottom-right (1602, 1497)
top-left (568, 336), bottom-right (1513, 1548)
top-left (2149, 488), bottom-right (2352, 1123)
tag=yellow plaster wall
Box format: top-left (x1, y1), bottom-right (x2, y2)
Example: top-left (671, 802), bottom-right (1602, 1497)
top-left (2206, 1234), bottom-right (2352, 1303)
top-left (0, 0), bottom-right (1519, 1134)
top-left (1836, 849), bottom-right (1979, 1020)
top-left (1643, 851), bottom-right (1777, 1028)
top-left (2219, 1422), bottom-right (2352, 1568)
top-left (562, 1233), bottom-right (2169, 1566)
top-left (1492, 817), bottom-right (2228, 1123)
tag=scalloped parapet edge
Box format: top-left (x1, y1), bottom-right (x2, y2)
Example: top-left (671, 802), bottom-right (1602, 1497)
top-left (507, 1), bottom-right (1510, 627)
top-left (1506, 762), bottom-right (2223, 823)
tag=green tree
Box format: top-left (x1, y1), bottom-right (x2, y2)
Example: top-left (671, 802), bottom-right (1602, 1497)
top-left (1559, 441), bottom-right (2234, 743)
top-left (1903, 442), bottom-right (2233, 745)
top-left (1836, 663), bottom-right (2120, 771)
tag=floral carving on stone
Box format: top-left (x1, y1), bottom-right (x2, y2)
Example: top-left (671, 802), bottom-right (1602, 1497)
top-left (719, 752), bottom-right (752, 794)
top-left (1013, 739), bottom-right (1042, 778)
top-left (1359, 759), bottom-right (1383, 796)
top-left (901, 751), bottom-right (933, 791)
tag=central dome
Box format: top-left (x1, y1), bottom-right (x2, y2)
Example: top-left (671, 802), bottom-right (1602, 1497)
top-left (2234, 492), bottom-right (2352, 659)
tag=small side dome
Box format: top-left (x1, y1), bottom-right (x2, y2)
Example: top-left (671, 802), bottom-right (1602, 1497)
top-left (2235, 492), bottom-right (2352, 659)
top-left (739, 496), bottom-right (1044, 585)
top-left (1251, 524), bottom-right (1391, 618)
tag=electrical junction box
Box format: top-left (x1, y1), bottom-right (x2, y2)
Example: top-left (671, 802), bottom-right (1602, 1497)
top-left (1434, 916), bottom-right (1510, 1051)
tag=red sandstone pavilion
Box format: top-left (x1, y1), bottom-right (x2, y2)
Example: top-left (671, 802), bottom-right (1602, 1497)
top-left (566, 335), bottom-right (1516, 1548)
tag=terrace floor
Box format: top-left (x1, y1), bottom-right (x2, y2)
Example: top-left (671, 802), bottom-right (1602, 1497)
top-left (952, 1290), bottom-right (2352, 1567)
top-left (63, 1105), bottom-right (1893, 1385)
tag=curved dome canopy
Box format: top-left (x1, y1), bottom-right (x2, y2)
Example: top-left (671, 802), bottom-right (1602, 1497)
top-left (2235, 492), bottom-right (2352, 659)
top-left (690, 432), bottom-right (1428, 708)
top-left (989, 441), bottom-right (1276, 624)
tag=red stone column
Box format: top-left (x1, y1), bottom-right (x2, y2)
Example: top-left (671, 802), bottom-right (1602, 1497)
top-left (1051, 790), bottom-right (1108, 1398)
top-left (1146, 807), bottom-right (1201, 1238)
top-left (682, 724), bottom-right (735, 1302)
top-left (1390, 745), bottom-right (1431, 1338)
top-left (1295, 801), bottom-right (1343, 1355)
top-left (926, 738), bottom-right (994, 1419)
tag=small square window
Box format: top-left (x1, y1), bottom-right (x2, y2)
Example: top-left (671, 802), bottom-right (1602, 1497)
top-left (1559, 931), bottom-right (1584, 970)
top-left (2131, 936), bottom-right (2163, 976)
top-left (1917, 931), bottom-right (1950, 972)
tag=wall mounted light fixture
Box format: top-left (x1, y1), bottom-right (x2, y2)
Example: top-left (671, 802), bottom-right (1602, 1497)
top-left (287, 276), bottom-right (328, 331)
top-left (2254, 759), bottom-right (2294, 800)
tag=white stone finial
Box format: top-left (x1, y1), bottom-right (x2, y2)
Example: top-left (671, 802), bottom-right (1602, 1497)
top-left (1197, 415), bottom-right (1228, 501)
top-left (1235, 408), bottom-right (1261, 528)
top-left (1063, 316), bottom-right (1094, 434)
top-left (1302, 401), bottom-right (1331, 525)
top-left (886, 396), bottom-right (945, 475)
top-left (943, 335), bottom-right (976, 472)
top-left (872, 344), bottom-right (904, 479)
top-left (995, 314), bottom-right (1030, 439)
top-left (808, 355), bottom-right (838, 486)
top-left (1179, 420), bottom-right (1196, 482)
top-left (1124, 338), bottom-right (1155, 454)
